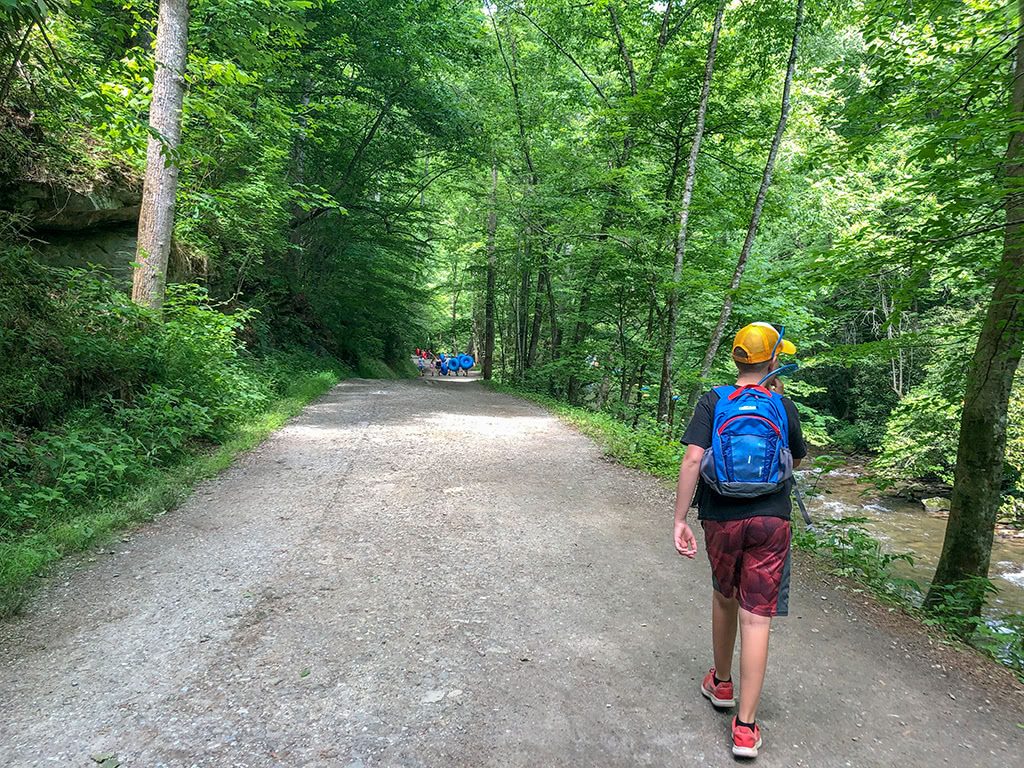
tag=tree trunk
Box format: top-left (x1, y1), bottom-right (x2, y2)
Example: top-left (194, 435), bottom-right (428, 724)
top-left (596, 374), bottom-right (612, 410)
top-left (689, 0), bottom-right (804, 407)
top-left (451, 287), bottom-right (459, 352)
top-left (657, 1), bottom-right (725, 422)
top-left (526, 251), bottom-right (550, 368)
top-left (132, 0), bottom-right (189, 310)
top-left (287, 82), bottom-right (311, 290)
top-left (483, 163), bottom-right (498, 380)
top-left (566, 8), bottom-right (678, 403)
top-left (516, 256), bottom-right (531, 377)
top-left (566, 210), bottom-right (612, 403)
top-left (468, 290), bottom-right (484, 361)
top-left (631, 294), bottom-right (658, 424)
top-left (0, 24), bottom-right (33, 106)
top-left (617, 295), bottom-right (630, 405)
top-left (507, 285), bottom-right (519, 378)
top-left (545, 264), bottom-right (560, 359)
top-left (608, 4), bottom-right (637, 97)
top-left (925, 2), bottom-right (1024, 614)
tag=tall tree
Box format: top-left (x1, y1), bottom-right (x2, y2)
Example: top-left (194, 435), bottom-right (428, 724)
top-left (491, 10), bottom-right (550, 377)
top-left (656, 1), bottom-right (726, 422)
top-left (925, 0), bottom-right (1024, 615)
top-left (131, 0), bottom-right (189, 310)
top-left (483, 162), bottom-right (499, 380)
top-left (566, 0), bottom-right (678, 404)
top-left (690, 0), bottom-right (805, 406)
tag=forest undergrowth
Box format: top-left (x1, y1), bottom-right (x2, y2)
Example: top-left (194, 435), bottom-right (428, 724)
top-left (0, 255), bottom-right (411, 616)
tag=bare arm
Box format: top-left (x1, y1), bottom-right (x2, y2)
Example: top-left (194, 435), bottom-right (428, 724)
top-left (673, 444), bottom-right (704, 557)
top-left (674, 444), bottom-right (704, 522)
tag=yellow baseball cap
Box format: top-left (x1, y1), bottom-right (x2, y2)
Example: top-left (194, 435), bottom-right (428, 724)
top-left (732, 322), bottom-right (796, 364)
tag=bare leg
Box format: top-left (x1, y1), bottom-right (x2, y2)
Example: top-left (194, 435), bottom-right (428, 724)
top-left (738, 608), bottom-right (772, 723)
top-left (712, 590), bottom-right (739, 680)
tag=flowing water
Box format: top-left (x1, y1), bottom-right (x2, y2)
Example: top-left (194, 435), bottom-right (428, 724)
top-left (796, 463), bottom-right (1024, 619)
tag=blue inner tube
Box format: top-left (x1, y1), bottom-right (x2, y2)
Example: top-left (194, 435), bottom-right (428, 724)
top-left (440, 363), bottom-right (449, 375)
top-left (459, 354), bottom-right (474, 370)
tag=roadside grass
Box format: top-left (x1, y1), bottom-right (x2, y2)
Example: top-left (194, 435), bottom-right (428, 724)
top-left (486, 382), bottom-right (683, 480)
top-left (1, 260), bottom-right (421, 616)
top-left (486, 381), bottom-right (1024, 681)
top-left (0, 365), bottom-right (344, 617)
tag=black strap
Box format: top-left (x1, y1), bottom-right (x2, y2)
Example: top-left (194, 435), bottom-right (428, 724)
top-left (793, 480), bottom-right (814, 531)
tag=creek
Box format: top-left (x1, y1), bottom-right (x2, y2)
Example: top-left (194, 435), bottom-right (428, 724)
top-left (796, 463), bottom-right (1024, 619)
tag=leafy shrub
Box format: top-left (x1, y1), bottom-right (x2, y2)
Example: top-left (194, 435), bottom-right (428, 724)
top-left (922, 578), bottom-right (1024, 680)
top-left (975, 613), bottom-right (1024, 680)
top-left (798, 521), bottom-right (1024, 680)
top-left (829, 422), bottom-right (880, 454)
top-left (0, 251), bottom-right (157, 431)
top-left (922, 578), bottom-right (1000, 639)
top-left (873, 359), bottom-right (1023, 509)
top-left (873, 383), bottom-right (962, 484)
top-left (0, 256), bottom-right (341, 542)
top-left (793, 516), bottom-right (919, 599)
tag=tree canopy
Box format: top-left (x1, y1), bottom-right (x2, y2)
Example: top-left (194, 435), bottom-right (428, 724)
top-left (2, 0), bottom-right (1023, 626)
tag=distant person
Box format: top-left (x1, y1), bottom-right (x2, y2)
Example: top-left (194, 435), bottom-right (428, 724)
top-left (673, 322), bottom-right (806, 760)
top-left (416, 356), bottom-right (426, 376)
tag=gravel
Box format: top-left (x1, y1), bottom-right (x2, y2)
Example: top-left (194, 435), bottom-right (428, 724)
top-left (1, 377), bottom-right (1021, 767)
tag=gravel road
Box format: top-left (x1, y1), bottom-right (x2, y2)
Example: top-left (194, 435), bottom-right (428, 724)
top-left (2, 377), bottom-right (1022, 767)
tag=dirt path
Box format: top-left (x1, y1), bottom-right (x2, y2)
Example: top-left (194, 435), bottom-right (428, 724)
top-left (2, 378), bottom-right (1022, 767)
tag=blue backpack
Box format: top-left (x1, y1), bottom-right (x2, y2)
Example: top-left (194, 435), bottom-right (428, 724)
top-left (699, 384), bottom-right (793, 498)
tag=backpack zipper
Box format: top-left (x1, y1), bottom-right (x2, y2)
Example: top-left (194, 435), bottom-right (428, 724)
top-left (718, 414), bottom-right (781, 436)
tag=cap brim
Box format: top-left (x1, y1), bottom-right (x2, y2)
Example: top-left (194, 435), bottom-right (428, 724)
top-left (778, 339), bottom-right (796, 356)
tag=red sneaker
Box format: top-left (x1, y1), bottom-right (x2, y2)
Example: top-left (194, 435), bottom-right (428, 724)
top-left (731, 717), bottom-right (762, 759)
top-left (700, 667), bottom-right (735, 708)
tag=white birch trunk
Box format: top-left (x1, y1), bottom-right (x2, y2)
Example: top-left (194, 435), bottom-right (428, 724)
top-left (657, 1), bottom-right (726, 421)
top-left (689, 0), bottom-right (804, 406)
top-left (132, 0), bottom-right (189, 310)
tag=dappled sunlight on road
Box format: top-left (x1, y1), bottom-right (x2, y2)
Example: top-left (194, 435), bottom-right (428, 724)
top-left (419, 411), bottom-right (553, 436)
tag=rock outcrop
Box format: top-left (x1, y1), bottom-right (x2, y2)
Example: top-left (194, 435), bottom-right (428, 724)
top-left (922, 497), bottom-right (952, 516)
top-left (2, 179), bottom-right (141, 230)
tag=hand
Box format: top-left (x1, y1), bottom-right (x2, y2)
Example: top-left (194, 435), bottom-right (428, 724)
top-left (767, 376), bottom-right (784, 394)
top-left (674, 519), bottom-right (697, 559)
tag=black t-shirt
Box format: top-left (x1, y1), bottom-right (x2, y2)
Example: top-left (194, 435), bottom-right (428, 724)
top-left (681, 389), bottom-right (807, 521)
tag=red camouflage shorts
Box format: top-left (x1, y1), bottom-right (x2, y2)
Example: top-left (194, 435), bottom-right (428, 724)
top-left (702, 516), bottom-right (792, 617)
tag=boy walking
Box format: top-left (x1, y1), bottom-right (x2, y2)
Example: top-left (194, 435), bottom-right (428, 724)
top-left (673, 322), bottom-right (806, 759)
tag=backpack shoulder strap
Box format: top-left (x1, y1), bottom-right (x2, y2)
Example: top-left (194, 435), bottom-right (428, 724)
top-left (727, 384), bottom-right (773, 401)
top-left (712, 385), bottom-right (736, 401)
top-left (708, 386), bottom-right (735, 414)
top-left (766, 391), bottom-right (791, 444)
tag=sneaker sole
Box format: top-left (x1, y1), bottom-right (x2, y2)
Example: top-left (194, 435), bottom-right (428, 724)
top-left (700, 685), bottom-right (735, 708)
top-left (732, 737), bottom-right (762, 758)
